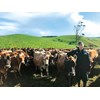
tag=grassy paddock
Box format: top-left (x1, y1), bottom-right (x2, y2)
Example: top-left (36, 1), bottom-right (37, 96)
top-left (0, 34), bottom-right (100, 48)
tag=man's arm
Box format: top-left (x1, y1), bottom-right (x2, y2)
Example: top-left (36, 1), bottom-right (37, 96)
top-left (67, 50), bottom-right (76, 57)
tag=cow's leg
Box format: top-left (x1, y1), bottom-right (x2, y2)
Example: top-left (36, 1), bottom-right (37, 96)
top-left (67, 76), bottom-right (70, 87)
top-left (68, 75), bottom-right (72, 87)
top-left (78, 81), bottom-right (80, 87)
top-left (35, 66), bottom-right (39, 74)
top-left (3, 72), bottom-right (7, 84)
top-left (90, 62), bottom-right (96, 77)
top-left (67, 74), bottom-right (72, 87)
top-left (56, 65), bottom-right (61, 77)
top-left (0, 72), bottom-right (6, 85)
top-left (0, 74), bottom-right (4, 85)
top-left (40, 67), bottom-right (43, 77)
top-left (65, 73), bottom-right (70, 87)
top-left (83, 81), bottom-right (87, 87)
top-left (46, 66), bottom-right (49, 77)
top-left (70, 75), bottom-right (74, 87)
top-left (19, 63), bottom-right (22, 76)
top-left (1, 76), bottom-right (3, 85)
top-left (13, 70), bottom-right (18, 80)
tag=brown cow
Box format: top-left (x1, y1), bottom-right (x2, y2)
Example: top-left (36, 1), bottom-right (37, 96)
top-left (56, 51), bottom-right (76, 86)
top-left (95, 49), bottom-right (100, 65)
top-left (0, 53), bottom-right (11, 85)
top-left (87, 49), bottom-right (98, 69)
top-left (56, 51), bottom-right (67, 72)
top-left (33, 51), bottom-right (51, 77)
top-left (10, 51), bottom-right (29, 78)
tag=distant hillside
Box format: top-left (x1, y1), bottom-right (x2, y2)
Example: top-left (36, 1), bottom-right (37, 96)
top-left (0, 34), bottom-right (100, 48)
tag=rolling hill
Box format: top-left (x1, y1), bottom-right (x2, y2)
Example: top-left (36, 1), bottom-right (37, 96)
top-left (0, 34), bottom-right (100, 48)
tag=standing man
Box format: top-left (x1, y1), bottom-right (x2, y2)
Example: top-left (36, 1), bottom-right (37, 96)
top-left (67, 42), bottom-right (91, 87)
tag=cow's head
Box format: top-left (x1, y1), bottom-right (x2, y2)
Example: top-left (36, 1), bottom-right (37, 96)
top-left (48, 53), bottom-right (58, 66)
top-left (43, 54), bottom-right (49, 66)
top-left (25, 56), bottom-right (33, 67)
top-left (18, 52), bottom-right (26, 64)
top-left (0, 53), bottom-right (11, 68)
top-left (43, 52), bottom-right (51, 66)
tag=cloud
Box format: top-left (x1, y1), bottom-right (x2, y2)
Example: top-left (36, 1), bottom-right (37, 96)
top-left (33, 28), bottom-right (52, 36)
top-left (0, 22), bottom-right (17, 29)
top-left (70, 12), bottom-right (100, 37)
top-left (0, 21), bottom-right (18, 36)
top-left (1, 12), bottom-right (52, 24)
top-left (70, 12), bottom-right (83, 22)
top-left (39, 31), bottom-right (52, 36)
top-left (0, 13), bottom-right (33, 24)
top-left (0, 12), bottom-right (57, 36)
top-left (0, 25), bottom-right (16, 30)
top-left (83, 20), bottom-right (100, 37)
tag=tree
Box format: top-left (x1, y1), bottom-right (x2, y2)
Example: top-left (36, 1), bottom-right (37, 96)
top-left (74, 21), bottom-right (85, 44)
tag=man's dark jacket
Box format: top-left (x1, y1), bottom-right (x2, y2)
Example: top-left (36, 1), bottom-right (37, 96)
top-left (67, 48), bottom-right (91, 73)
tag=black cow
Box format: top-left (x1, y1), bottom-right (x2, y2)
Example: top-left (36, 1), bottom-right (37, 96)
top-left (64, 56), bottom-right (76, 87)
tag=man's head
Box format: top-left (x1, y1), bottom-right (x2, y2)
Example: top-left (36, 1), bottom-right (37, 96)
top-left (78, 41), bottom-right (84, 51)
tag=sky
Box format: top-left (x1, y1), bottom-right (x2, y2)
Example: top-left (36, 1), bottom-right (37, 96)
top-left (0, 12), bottom-right (100, 37)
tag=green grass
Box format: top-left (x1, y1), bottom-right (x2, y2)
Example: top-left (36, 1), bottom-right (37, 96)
top-left (0, 34), bottom-right (100, 48)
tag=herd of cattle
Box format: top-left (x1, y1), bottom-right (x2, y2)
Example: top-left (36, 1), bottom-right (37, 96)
top-left (0, 48), bottom-right (99, 86)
